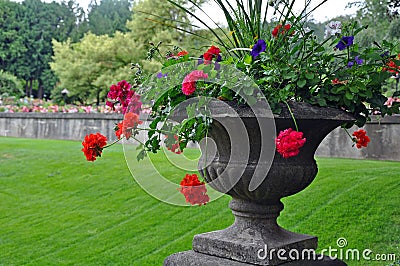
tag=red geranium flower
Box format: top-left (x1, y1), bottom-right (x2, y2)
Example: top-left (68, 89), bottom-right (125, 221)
top-left (383, 59), bottom-right (400, 74)
top-left (352, 129), bottom-right (370, 149)
top-left (81, 133), bottom-right (108, 162)
top-left (177, 50), bottom-right (188, 57)
top-left (122, 112), bottom-right (143, 140)
top-left (275, 128), bottom-right (306, 158)
top-left (165, 134), bottom-right (182, 154)
top-left (272, 23), bottom-right (291, 38)
top-left (115, 121), bottom-right (124, 139)
top-left (331, 78), bottom-right (348, 85)
top-left (203, 45), bottom-right (221, 64)
top-left (179, 174), bottom-right (209, 206)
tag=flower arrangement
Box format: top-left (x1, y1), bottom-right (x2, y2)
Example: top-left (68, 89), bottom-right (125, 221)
top-left (81, 0), bottom-right (400, 205)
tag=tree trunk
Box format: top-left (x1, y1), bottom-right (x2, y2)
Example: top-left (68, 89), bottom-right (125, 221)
top-left (25, 80), bottom-right (29, 96)
top-left (96, 89), bottom-right (100, 106)
top-left (29, 79), bottom-right (33, 97)
top-left (38, 80), bottom-right (43, 99)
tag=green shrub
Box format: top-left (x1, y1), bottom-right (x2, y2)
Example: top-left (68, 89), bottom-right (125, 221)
top-left (0, 70), bottom-right (24, 98)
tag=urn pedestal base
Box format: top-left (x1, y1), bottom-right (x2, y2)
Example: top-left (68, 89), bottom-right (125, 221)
top-left (192, 199), bottom-right (317, 265)
top-left (163, 199), bottom-right (347, 266)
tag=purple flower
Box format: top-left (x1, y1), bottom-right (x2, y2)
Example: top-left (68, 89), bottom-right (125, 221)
top-left (380, 51), bottom-right (389, 58)
top-left (157, 72), bottom-right (168, 79)
top-left (347, 61), bottom-right (354, 68)
top-left (197, 55), bottom-right (204, 65)
top-left (214, 54), bottom-right (222, 70)
top-left (251, 39), bottom-right (266, 58)
top-left (347, 56), bottom-right (363, 68)
top-left (335, 36), bottom-right (354, 51)
top-left (355, 56), bottom-right (363, 65)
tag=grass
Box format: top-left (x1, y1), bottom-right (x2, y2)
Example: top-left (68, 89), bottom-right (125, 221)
top-left (0, 137), bottom-right (399, 265)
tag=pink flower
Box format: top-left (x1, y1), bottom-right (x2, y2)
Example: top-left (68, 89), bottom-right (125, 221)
top-left (384, 97), bottom-right (400, 107)
top-left (275, 128), bottom-right (306, 158)
top-left (107, 80), bottom-right (142, 114)
top-left (181, 70), bottom-right (208, 96)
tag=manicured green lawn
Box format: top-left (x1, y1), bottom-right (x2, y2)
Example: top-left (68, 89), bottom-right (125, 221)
top-left (0, 137), bottom-right (398, 265)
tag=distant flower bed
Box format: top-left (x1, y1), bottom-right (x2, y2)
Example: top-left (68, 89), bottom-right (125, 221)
top-left (0, 104), bottom-right (115, 113)
top-left (0, 98), bottom-right (151, 114)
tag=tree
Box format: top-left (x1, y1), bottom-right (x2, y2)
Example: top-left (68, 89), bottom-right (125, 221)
top-left (51, 0), bottom-right (210, 104)
top-left (351, 0), bottom-right (400, 44)
top-left (125, 0), bottom-right (209, 73)
top-left (51, 32), bottom-right (138, 105)
top-left (87, 0), bottom-right (133, 36)
top-left (0, 0), bottom-right (88, 99)
top-left (0, 70), bottom-right (24, 98)
top-left (0, 0), bottom-right (28, 83)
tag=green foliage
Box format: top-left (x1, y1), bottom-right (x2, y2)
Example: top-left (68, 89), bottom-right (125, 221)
top-left (0, 70), bottom-right (24, 97)
top-left (87, 0), bottom-right (133, 36)
top-left (0, 0), bottom-right (89, 99)
top-left (51, 32), bottom-right (138, 105)
top-left (352, 0), bottom-right (400, 44)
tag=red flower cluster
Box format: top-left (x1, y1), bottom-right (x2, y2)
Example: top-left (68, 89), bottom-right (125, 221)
top-left (203, 45), bottom-right (221, 64)
top-left (81, 133), bottom-right (108, 162)
top-left (383, 55), bottom-right (400, 74)
top-left (179, 174), bottom-right (209, 206)
top-left (165, 134), bottom-right (182, 154)
top-left (177, 50), bottom-right (188, 57)
top-left (272, 24), bottom-right (291, 38)
top-left (352, 129), bottom-right (370, 149)
top-left (181, 70), bottom-right (208, 96)
top-left (106, 80), bottom-right (142, 114)
top-left (331, 78), bottom-right (348, 85)
top-left (275, 128), bottom-right (306, 158)
top-left (115, 112), bottom-right (143, 140)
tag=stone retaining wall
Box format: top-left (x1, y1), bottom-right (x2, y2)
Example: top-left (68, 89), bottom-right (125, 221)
top-left (1, 113), bottom-right (399, 160)
top-left (316, 116), bottom-right (400, 161)
top-left (0, 113), bottom-right (122, 141)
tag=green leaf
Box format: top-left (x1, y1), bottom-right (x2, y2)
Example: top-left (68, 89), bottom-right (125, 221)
top-left (297, 79), bottom-right (307, 88)
top-left (137, 149), bottom-right (147, 161)
top-left (345, 91), bottom-right (354, 100)
top-left (243, 86), bottom-right (254, 95)
top-left (305, 73), bottom-right (314, 79)
top-left (349, 86), bottom-right (359, 93)
top-left (244, 54), bottom-right (252, 64)
top-left (284, 71), bottom-right (296, 79)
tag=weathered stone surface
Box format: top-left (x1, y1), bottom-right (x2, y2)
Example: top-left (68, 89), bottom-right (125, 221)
top-left (166, 102), bottom-right (354, 265)
top-left (316, 116), bottom-right (400, 161)
top-left (0, 113), bottom-right (123, 141)
top-left (192, 200), bottom-right (317, 265)
top-left (164, 250), bottom-right (347, 266)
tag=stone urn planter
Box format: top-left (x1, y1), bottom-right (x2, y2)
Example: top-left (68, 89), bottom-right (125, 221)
top-left (164, 101), bottom-right (354, 266)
